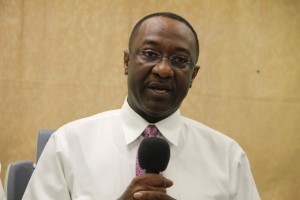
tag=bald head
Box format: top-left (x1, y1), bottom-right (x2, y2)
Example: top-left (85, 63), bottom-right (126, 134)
top-left (129, 12), bottom-right (199, 63)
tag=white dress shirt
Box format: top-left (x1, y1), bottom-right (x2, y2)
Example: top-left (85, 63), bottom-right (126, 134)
top-left (0, 164), bottom-right (7, 200)
top-left (22, 99), bottom-right (260, 200)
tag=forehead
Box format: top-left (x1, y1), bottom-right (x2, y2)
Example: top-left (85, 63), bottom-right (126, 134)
top-left (132, 16), bottom-right (196, 53)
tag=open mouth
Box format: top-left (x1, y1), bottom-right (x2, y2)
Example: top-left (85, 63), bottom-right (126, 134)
top-left (151, 88), bottom-right (169, 94)
top-left (148, 82), bottom-right (172, 94)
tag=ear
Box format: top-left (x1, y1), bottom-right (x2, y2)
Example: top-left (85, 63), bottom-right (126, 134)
top-left (124, 50), bottom-right (130, 75)
top-left (190, 65), bottom-right (200, 88)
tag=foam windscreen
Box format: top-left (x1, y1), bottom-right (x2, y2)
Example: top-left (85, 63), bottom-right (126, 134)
top-left (138, 137), bottom-right (170, 174)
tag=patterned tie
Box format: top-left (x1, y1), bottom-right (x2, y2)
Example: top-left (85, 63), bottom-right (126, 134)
top-left (136, 125), bottom-right (159, 176)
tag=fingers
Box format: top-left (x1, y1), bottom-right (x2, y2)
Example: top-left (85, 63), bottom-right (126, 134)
top-left (141, 174), bottom-right (173, 188)
top-left (132, 175), bottom-right (170, 194)
top-left (133, 191), bottom-right (176, 200)
top-left (117, 175), bottom-right (174, 200)
top-left (162, 176), bottom-right (173, 188)
top-left (132, 175), bottom-right (175, 200)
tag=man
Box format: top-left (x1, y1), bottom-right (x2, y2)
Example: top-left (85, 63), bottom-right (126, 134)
top-left (23, 12), bottom-right (260, 199)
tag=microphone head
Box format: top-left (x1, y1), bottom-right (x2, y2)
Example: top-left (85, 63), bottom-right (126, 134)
top-left (138, 137), bottom-right (170, 174)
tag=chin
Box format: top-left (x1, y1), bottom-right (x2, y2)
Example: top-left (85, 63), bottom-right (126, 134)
top-left (144, 104), bottom-right (175, 118)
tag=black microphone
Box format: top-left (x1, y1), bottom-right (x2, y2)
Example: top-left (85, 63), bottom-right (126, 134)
top-left (137, 137), bottom-right (170, 174)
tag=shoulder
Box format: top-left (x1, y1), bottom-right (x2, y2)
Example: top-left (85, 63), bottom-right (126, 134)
top-left (51, 109), bottom-right (121, 139)
top-left (181, 116), bottom-right (244, 153)
top-left (66, 109), bottom-right (120, 128)
top-left (181, 117), bottom-right (233, 140)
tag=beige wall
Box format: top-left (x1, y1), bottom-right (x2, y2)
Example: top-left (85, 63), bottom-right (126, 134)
top-left (0, 0), bottom-right (299, 199)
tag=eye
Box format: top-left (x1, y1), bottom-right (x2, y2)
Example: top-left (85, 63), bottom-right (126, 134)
top-left (140, 50), bottom-right (161, 60)
top-left (170, 55), bottom-right (190, 64)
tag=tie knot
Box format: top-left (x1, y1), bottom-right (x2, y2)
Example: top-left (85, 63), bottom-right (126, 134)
top-left (143, 125), bottom-right (159, 138)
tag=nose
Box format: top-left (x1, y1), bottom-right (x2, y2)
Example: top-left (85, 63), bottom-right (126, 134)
top-left (152, 58), bottom-right (174, 78)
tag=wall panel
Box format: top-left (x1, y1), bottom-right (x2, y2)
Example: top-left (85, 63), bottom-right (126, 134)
top-left (1, 0), bottom-right (299, 199)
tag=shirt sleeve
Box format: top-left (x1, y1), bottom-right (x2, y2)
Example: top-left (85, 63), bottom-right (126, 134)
top-left (22, 129), bottom-right (71, 200)
top-left (230, 148), bottom-right (261, 200)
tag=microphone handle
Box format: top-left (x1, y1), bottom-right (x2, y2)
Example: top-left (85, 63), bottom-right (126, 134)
top-left (145, 169), bottom-right (160, 174)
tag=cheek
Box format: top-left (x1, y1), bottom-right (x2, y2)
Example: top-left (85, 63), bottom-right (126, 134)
top-left (131, 65), bottom-right (152, 81)
top-left (127, 66), bottom-right (148, 90)
top-left (175, 72), bottom-right (192, 90)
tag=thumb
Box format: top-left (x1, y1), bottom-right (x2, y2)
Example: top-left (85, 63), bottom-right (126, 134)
top-left (133, 192), bottom-right (143, 199)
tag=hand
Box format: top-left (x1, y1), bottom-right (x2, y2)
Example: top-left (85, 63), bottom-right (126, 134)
top-left (118, 174), bottom-right (175, 200)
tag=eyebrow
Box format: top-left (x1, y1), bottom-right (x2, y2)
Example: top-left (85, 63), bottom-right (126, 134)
top-left (141, 39), bottom-right (159, 47)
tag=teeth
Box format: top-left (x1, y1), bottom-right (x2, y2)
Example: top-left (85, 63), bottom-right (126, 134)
top-left (154, 89), bottom-right (167, 93)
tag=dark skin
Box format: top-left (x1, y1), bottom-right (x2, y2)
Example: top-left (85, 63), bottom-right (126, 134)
top-left (118, 174), bottom-right (174, 200)
top-left (119, 16), bottom-right (200, 199)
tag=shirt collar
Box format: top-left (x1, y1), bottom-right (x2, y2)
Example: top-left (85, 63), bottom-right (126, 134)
top-left (121, 98), bottom-right (181, 146)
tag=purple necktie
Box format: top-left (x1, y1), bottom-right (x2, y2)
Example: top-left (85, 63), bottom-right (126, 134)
top-left (136, 125), bottom-right (159, 176)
